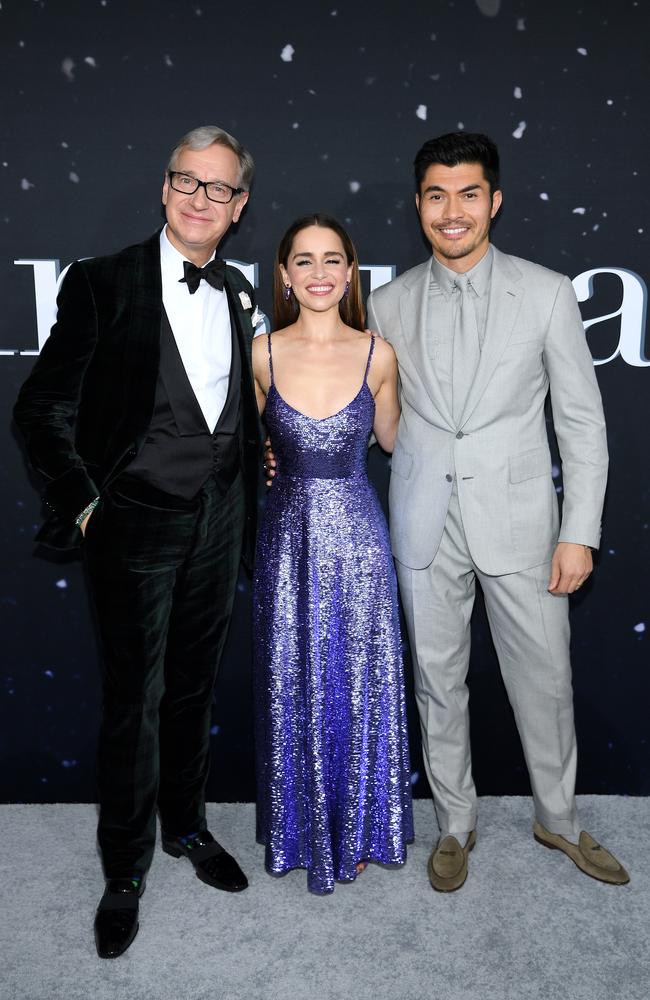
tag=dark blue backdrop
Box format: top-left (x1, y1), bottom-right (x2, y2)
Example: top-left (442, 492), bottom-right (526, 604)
top-left (1, 0), bottom-right (647, 803)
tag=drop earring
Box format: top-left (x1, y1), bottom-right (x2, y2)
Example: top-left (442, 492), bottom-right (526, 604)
top-left (284, 285), bottom-right (292, 301)
top-left (343, 281), bottom-right (350, 299)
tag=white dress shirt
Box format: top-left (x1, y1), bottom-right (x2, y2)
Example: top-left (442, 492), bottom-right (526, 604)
top-left (159, 227), bottom-right (232, 432)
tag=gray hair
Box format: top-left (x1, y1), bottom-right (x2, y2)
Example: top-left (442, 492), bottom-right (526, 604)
top-left (167, 125), bottom-right (255, 190)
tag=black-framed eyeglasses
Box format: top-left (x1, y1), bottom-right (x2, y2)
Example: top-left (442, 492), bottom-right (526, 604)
top-left (167, 171), bottom-right (244, 204)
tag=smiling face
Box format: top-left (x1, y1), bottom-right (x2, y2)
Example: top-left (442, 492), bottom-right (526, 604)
top-left (161, 143), bottom-right (248, 265)
top-left (280, 225), bottom-right (353, 316)
top-left (416, 162), bottom-right (502, 273)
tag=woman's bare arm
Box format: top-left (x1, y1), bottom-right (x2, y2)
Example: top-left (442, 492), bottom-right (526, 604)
top-left (371, 337), bottom-right (400, 453)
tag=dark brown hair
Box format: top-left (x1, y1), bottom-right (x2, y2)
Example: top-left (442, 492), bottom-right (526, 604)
top-left (273, 214), bottom-right (365, 331)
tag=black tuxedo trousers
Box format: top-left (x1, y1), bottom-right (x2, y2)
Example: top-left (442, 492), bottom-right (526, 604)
top-left (85, 472), bottom-right (245, 877)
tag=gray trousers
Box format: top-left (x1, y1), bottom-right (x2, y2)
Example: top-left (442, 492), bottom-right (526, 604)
top-left (396, 488), bottom-right (580, 839)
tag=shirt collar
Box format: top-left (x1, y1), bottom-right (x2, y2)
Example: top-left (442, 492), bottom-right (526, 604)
top-left (430, 244), bottom-right (493, 298)
top-left (160, 225), bottom-right (216, 279)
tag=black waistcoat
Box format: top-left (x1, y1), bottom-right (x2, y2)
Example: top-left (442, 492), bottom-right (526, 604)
top-left (121, 308), bottom-right (242, 500)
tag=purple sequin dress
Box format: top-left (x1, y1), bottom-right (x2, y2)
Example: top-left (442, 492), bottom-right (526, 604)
top-left (254, 333), bottom-right (413, 894)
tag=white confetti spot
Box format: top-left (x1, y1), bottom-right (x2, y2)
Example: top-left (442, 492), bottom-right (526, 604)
top-left (606, 99), bottom-right (613, 106)
top-left (69, 172), bottom-right (80, 183)
top-left (349, 181), bottom-right (361, 193)
top-left (62, 57), bottom-right (75, 82)
top-left (512, 121), bottom-right (526, 139)
top-left (516, 17), bottom-right (525, 30)
top-left (280, 44), bottom-right (294, 62)
top-left (44, 669), bottom-right (54, 678)
top-left (291, 122), bottom-right (299, 129)
top-left (457, 121), bottom-right (464, 129)
top-left (410, 771), bottom-right (420, 785)
top-left (415, 104), bottom-right (427, 121)
top-left (633, 623), bottom-right (645, 633)
top-left (476, 0), bottom-right (501, 16)
top-left (55, 579), bottom-right (68, 589)
top-left (592, 224), bottom-right (600, 231)
top-left (638, 228), bottom-right (644, 234)
top-left (539, 192), bottom-right (549, 201)
top-left (577, 47), bottom-right (587, 56)
top-left (330, 8), bottom-right (338, 15)
top-left (61, 141), bottom-right (69, 148)
top-left (514, 86), bottom-right (522, 99)
top-left (20, 178), bottom-right (34, 191)
top-left (84, 56), bottom-right (96, 68)
top-left (18, 40), bottom-right (25, 48)
top-left (164, 54), bottom-right (173, 67)
top-left (572, 207), bottom-right (586, 215)
top-left (551, 465), bottom-right (560, 479)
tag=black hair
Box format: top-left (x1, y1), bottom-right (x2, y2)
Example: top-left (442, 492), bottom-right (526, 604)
top-left (414, 132), bottom-right (500, 195)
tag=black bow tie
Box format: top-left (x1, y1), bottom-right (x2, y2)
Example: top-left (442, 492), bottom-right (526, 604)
top-left (180, 258), bottom-right (226, 294)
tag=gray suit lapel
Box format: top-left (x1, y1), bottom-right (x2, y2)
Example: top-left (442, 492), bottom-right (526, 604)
top-left (399, 263), bottom-right (455, 428)
top-left (459, 246), bottom-right (524, 426)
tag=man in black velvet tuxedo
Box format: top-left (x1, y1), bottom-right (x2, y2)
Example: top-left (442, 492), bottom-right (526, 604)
top-left (14, 126), bottom-right (263, 958)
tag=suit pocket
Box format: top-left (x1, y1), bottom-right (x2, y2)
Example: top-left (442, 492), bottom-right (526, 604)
top-left (390, 447), bottom-right (413, 480)
top-left (508, 447), bottom-right (556, 550)
top-left (509, 446), bottom-right (550, 484)
top-left (508, 331), bottom-right (544, 347)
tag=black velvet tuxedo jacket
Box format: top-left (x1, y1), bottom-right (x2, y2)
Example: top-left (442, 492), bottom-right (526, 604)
top-left (14, 231), bottom-right (262, 556)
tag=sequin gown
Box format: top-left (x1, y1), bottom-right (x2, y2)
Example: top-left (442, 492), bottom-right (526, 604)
top-left (254, 333), bottom-right (413, 894)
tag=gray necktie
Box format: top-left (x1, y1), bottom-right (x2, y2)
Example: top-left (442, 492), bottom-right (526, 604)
top-left (452, 274), bottom-right (480, 422)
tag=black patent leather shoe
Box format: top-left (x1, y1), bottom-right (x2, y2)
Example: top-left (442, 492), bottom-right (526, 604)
top-left (161, 829), bottom-right (248, 892)
top-left (94, 876), bottom-right (145, 959)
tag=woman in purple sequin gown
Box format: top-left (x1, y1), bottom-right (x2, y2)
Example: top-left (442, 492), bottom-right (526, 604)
top-left (252, 215), bottom-right (413, 894)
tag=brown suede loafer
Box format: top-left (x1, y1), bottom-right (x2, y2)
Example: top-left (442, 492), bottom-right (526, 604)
top-left (533, 821), bottom-right (630, 885)
top-left (427, 830), bottom-right (476, 892)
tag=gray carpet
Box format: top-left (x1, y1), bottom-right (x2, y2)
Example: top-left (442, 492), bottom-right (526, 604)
top-left (1, 797), bottom-right (647, 1000)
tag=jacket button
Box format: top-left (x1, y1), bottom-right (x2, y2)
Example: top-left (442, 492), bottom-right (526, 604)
top-left (445, 474), bottom-right (453, 482)
top-left (456, 431), bottom-right (464, 439)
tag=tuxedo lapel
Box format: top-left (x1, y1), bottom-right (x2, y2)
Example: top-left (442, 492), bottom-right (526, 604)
top-left (399, 264), bottom-right (455, 428)
top-left (458, 247), bottom-right (523, 427)
top-left (224, 273), bottom-right (257, 404)
top-left (123, 233), bottom-right (163, 439)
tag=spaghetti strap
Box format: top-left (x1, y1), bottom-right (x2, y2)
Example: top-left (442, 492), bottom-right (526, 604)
top-left (266, 332), bottom-right (275, 386)
top-left (363, 333), bottom-right (376, 385)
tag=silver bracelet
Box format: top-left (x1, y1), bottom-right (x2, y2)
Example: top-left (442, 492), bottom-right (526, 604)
top-left (75, 497), bottom-right (100, 527)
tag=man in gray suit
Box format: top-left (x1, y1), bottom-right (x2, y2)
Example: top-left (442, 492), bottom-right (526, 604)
top-left (367, 132), bottom-right (628, 891)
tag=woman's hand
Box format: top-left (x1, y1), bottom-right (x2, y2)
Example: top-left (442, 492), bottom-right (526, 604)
top-left (263, 438), bottom-right (277, 487)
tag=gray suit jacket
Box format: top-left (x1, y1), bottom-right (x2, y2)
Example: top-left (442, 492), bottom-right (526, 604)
top-left (367, 244), bottom-right (608, 574)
